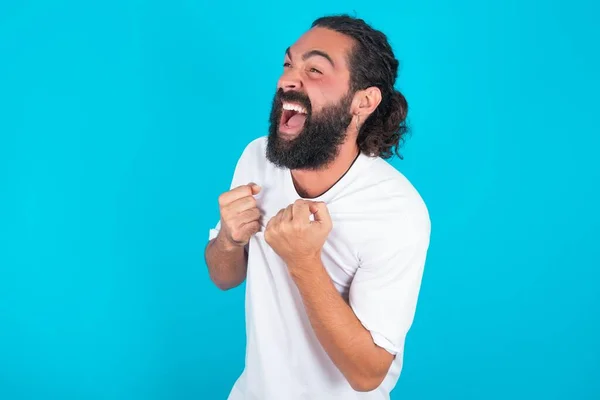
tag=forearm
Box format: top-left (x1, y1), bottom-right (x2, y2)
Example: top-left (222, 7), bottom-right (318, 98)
top-left (204, 234), bottom-right (248, 290)
top-left (290, 258), bottom-right (393, 392)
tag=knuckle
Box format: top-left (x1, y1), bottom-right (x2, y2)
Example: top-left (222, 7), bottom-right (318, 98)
top-left (231, 228), bottom-right (247, 242)
top-left (221, 205), bottom-right (234, 220)
top-left (219, 211), bottom-right (229, 223)
top-left (230, 231), bottom-right (241, 242)
top-left (221, 215), bottom-right (231, 227)
top-left (235, 184), bottom-right (250, 194)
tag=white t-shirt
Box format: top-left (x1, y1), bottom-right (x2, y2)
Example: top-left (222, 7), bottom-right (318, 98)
top-left (208, 137), bottom-right (431, 400)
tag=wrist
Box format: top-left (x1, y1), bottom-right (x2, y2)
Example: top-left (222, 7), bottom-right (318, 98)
top-left (215, 232), bottom-right (245, 253)
top-left (287, 254), bottom-right (324, 280)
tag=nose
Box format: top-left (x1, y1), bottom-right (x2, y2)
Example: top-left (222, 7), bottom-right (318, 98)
top-left (278, 69), bottom-right (303, 92)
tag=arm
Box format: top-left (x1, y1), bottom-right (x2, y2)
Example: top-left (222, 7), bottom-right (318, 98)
top-left (290, 258), bottom-right (393, 392)
top-left (264, 200), bottom-right (393, 391)
top-left (265, 199), bottom-right (430, 392)
top-left (204, 234), bottom-right (248, 290)
top-left (205, 183), bottom-right (262, 290)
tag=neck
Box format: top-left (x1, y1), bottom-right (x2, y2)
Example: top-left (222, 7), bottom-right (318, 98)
top-left (290, 140), bottom-right (360, 199)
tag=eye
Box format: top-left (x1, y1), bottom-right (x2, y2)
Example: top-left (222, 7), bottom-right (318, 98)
top-left (309, 67), bottom-right (322, 74)
top-left (283, 62), bottom-right (292, 68)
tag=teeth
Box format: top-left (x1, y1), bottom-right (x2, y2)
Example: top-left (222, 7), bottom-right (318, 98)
top-left (282, 102), bottom-right (307, 114)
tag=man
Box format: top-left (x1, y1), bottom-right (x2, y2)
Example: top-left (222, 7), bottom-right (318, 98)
top-left (205, 14), bottom-right (431, 399)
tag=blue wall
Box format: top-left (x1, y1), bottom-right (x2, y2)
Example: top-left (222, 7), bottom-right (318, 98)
top-left (1, 1), bottom-right (598, 399)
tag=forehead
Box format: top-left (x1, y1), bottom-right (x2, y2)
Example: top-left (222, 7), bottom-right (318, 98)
top-left (288, 27), bottom-right (355, 69)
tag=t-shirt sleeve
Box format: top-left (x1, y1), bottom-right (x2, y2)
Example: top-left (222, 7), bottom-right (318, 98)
top-left (349, 210), bottom-right (431, 356)
top-left (207, 139), bottom-right (259, 242)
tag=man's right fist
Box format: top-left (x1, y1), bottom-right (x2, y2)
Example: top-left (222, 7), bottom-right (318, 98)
top-left (216, 182), bottom-right (262, 249)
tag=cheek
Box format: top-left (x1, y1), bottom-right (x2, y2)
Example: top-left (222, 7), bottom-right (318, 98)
top-left (306, 80), bottom-right (346, 112)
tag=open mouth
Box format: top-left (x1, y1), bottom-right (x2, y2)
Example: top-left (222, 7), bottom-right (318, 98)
top-left (279, 102), bottom-right (308, 136)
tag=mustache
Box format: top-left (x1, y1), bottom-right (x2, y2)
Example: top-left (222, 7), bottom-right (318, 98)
top-left (275, 89), bottom-right (312, 115)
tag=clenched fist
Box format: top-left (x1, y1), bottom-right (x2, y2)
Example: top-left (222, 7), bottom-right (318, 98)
top-left (217, 183), bottom-right (262, 249)
top-left (264, 199), bottom-right (332, 266)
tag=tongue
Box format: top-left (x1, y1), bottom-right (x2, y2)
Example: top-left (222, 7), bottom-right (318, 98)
top-left (286, 113), bottom-right (307, 129)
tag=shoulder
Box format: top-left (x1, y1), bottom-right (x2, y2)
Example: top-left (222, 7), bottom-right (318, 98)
top-left (355, 160), bottom-right (431, 268)
top-left (240, 136), bottom-right (267, 158)
top-left (364, 158), bottom-right (429, 225)
top-left (354, 157), bottom-right (431, 245)
top-left (234, 136), bottom-right (268, 167)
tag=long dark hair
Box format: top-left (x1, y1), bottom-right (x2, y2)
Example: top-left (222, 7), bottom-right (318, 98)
top-left (312, 15), bottom-right (410, 159)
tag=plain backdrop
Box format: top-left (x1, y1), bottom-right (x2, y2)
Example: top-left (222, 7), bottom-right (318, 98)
top-left (1, 0), bottom-right (598, 399)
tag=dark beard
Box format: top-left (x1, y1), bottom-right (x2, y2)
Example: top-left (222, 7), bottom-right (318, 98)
top-left (266, 89), bottom-right (353, 170)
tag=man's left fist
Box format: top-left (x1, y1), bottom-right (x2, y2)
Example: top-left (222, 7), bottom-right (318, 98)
top-left (264, 199), bottom-right (332, 265)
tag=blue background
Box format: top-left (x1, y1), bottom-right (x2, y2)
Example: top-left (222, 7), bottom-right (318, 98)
top-left (1, 0), bottom-right (598, 399)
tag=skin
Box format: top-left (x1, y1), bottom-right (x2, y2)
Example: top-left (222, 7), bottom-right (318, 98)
top-left (204, 183), bottom-right (261, 290)
top-left (206, 27), bottom-right (391, 391)
top-left (279, 27), bottom-right (382, 198)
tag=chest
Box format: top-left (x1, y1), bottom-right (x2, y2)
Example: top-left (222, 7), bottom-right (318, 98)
top-left (253, 192), bottom-right (365, 294)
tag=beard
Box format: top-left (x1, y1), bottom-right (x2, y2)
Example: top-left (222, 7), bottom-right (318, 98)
top-left (266, 88), bottom-right (354, 170)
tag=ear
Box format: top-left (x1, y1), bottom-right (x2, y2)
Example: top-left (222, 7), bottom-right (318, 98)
top-left (350, 86), bottom-right (382, 119)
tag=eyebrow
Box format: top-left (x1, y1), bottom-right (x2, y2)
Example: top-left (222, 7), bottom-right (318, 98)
top-left (285, 47), bottom-right (335, 67)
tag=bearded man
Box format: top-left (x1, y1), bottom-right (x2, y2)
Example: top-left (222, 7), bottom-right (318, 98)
top-left (205, 14), bottom-right (431, 400)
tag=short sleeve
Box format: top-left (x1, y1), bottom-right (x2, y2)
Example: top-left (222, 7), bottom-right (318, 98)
top-left (349, 211), bottom-right (431, 356)
top-left (207, 138), bottom-right (262, 242)
top-left (208, 221), bottom-right (222, 241)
